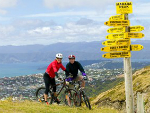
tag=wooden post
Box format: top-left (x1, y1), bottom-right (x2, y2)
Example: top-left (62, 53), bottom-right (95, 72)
top-left (137, 93), bottom-right (144, 113)
top-left (124, 14), bottom-right (134, 113)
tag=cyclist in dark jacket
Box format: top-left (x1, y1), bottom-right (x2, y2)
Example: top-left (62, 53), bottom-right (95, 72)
top-left (65, 55), bottom-right (87, 106)
top-left (66, 55), bottom-right (87, 88)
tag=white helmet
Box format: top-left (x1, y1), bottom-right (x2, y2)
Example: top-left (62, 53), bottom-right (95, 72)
top-left (56, 53), bottom-right (63, 59)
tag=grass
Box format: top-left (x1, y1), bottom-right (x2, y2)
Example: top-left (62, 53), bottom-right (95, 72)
top-left (0, 100), bottom-right (119, 113)
top-left (91, 66), bottom-right (150, 112)
top-left (92, 81), bottom-right (126, 103)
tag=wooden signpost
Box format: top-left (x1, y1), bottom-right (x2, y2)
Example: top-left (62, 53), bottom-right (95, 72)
top-left (101, 1), bottom-right (144, 113)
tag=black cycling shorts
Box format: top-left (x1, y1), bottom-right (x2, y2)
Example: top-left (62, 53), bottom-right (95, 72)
top-left (43, 72), bottom-right (56, 95)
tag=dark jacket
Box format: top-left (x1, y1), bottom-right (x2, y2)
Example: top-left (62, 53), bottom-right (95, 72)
top-left (66, 61), bottom-right (85, 78)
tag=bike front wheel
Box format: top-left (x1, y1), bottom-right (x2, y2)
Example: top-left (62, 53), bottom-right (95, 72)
top-left (81, 92), bottom-right (91, 110)
top-left (64, 88), bottom-right (81, 107)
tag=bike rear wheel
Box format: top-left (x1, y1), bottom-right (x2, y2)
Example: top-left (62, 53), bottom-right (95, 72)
top-left (36, 87), bottom-right (52, 103)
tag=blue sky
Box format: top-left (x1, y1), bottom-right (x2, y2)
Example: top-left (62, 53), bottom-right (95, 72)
top-left (0, 0), bottom-right (150, 46)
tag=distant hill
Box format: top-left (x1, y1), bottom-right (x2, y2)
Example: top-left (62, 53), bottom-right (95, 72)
top-left (91, 65), bottom-right (150, 112)
top-left (0, 40), bottom-right (150, 63)
top-left (37, 59), bottom-right (106, 70)
top-left (85, 61), bottom-right (150, 69)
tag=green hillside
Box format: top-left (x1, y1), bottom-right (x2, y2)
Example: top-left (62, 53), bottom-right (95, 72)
top-left (1, 66), bottom-right (150, 113)
top-left (92, 66), bottom-right (150, 112)
top-left (0, 99), bottom-right (119, 113)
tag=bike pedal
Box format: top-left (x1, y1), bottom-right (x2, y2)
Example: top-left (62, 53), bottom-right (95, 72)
top-left (39, 99), bottom-right (42, 102)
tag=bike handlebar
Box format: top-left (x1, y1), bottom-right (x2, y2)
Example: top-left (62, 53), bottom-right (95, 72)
top-left (65, 75), bottom-right (73, 79)
top-left (57, 75), bottom-right (73, 82)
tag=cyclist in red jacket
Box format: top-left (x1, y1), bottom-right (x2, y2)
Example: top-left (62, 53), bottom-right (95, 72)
top-left (43, 53), bottom-right (66, 105)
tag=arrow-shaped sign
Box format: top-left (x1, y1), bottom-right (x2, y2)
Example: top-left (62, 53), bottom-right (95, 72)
top-left (107, 27), bottom-right (125, 33)
top-left (107, 25), bottom-right (144, 33)
top-left (109, 14), bottom-right (125, 20)
top-left (101, 45), bottom-right (130, 52)
top-left (126, 33), bottom-right (144, 38)
top-left (102, 39), bottom-right (131, 46)
top-left (102, 51), bottom-right (131, 59)
top-left (104, 20), bottom-right (130, 26)
top-left (129, 25), bottom-right (144, 32)
top-left (106, 33), bottom-right (125, 39)
top-left (131, 44), bottom-right (143, 51)
top-left (106, 33), bottom-right (144, 39)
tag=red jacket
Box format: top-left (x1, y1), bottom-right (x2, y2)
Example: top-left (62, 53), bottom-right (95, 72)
top-left (46, 60), bottom-right (66, 78)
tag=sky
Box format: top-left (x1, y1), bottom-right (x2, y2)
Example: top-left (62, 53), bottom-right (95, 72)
top-left (0, 0), bottom-right (150, 46)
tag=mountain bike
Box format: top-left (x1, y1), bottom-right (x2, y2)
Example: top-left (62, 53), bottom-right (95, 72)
top-left (35, 75), bottom-right (80, 106)
top-left (73, 78), bottom-right (91, 110)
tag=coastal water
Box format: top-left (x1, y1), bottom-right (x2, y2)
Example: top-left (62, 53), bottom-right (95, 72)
top-left (0, 59), bottom-right (150, 78)
top-left (0, 62), bottom-right (49, 78)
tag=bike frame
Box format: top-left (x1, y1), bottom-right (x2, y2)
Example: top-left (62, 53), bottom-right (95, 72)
top-left (49, 76), bottom-right (71, 96)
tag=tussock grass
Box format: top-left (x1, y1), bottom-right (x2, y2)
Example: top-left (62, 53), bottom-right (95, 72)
top-left (91, 66), bottom-right (150, 112)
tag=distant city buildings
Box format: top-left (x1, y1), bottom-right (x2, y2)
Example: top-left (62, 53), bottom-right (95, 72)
top-left (0, 62), bottom-right (136, 101)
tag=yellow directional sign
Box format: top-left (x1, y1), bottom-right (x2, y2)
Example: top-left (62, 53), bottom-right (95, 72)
top-left (109, 14), bottom-right (125, 20)
top-left (102, 39), bottom-right (130, 46)
top-left (101, 45), bottom-right (130, 52)
top-left (106, 33), bottom-right (144, 39)
top-left (126, 33), bottom-right (144, 38)
top-left (130, 26), bottom-right (144, 32)
top-left (107, 26), bottom-right (145, 33)
top-left (102, 51), bottom-right (131, 59)
top-left (116, 2), bottom-right (133, 14)
top-left (107, 27), bottom-right (125, 33)
top-left (104, 20), bottom-right (130, 26)
top-left (106, 33), bottom-right (125, 39)
top-left (131, 44), bottom-right (143, 51)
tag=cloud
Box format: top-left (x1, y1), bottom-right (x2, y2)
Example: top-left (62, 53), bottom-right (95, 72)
top-left (76, 18), bottom-right (94, 25)
top-left (0, 18), bottom-right (108, 46)
top-left (0, 9), bottom-right (7, 15)
top-left (23, 1), bottom-right (150, 23)
top-left (134, 2), bottom-right (150, 15)
top-left (0, 16), bottom-right (11, 21)
top-left (22, 11), bottom-right (97, 18)
top-left (0, 0), bottom-right (18, 14)
top-left (0, 25), bottom-right (15, 42)
top-left (0, 0), bottom-right (149, 46)
top-left (21, 10), bottom-right (111, 24)
top-left (13, 19), bottom-right (57, 29)
top-left (23, 21), bottom-right (108, 45)
top-left (43, 0), bottom-right (118, 9)
top-left (0, 0), bottom-right (17, 8)
top-left (22, 0), bottom-right (150, 25)
top-left (27, 27), bottom-right (52, 36)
